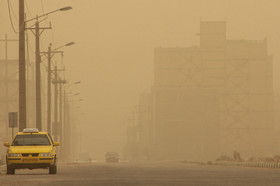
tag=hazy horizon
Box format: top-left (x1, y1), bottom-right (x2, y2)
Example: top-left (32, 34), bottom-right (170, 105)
top-left (1, 0), bottom-right (280, 160)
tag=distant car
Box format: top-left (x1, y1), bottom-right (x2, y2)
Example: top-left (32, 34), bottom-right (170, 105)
top-left (74, 152), bottom-right (92, 164)
top-left (3, 128), bottom-right (59, 175)
top-left (105, 152), bottom-right (119, 163)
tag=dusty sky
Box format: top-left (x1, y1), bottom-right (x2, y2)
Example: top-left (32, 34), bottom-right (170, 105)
top-left (1, 0), bottom-right (280, 159)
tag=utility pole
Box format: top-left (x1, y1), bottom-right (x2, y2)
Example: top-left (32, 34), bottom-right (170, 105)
top-left (19, 0), bottom-right (26, 131)
top-left (26, 19), bottom-right (51, 131)
top-left (63, 88), bottom-right (68, 160)
top-left (42, 43), bottom-right (55, 134)
top-left (23, 6), bottom-right (72, 132)
top-left (54, 65), bottom-right (58, 140)
top-left (52, 65), bottom-right (65, 140)
top-left (59, 81), bottom-right (63, 141)
top-left (63, 89), bottom-right (68, 160)
top-left (62, 81), bottom-right (80, 162)
top-left (64, 94), bottom-right (71, 162)
top-left (47, 44), bottom-right (52, 133)
top-left (35, 20), bottom-right (41, 130)
top-left (41, 43), bottom-right (73, 134)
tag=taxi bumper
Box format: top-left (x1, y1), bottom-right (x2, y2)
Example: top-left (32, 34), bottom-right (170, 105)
top-left (7, 157), bottom-right (55, 169)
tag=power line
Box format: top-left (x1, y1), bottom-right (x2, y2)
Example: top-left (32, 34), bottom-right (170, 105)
top-left (51, 25), bottom-right (57, 49)
top-left (8, 0), bottom-right (18, 21)
top-left (25, 31), bottom-right (32, 66)
top-left (40, 0), bottom-right (49, 25)
top-left (25, 0), bottom-right (34, 19)
top-left (41, 0), bottom-right (45, 14)
top-left (40, 0), bottom-right (56, 53)
top-left (7, 0), bottom-right (18, 33)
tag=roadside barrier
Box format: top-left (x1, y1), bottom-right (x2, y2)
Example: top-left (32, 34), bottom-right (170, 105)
top-left (214, 161), bottom-right (280, 169)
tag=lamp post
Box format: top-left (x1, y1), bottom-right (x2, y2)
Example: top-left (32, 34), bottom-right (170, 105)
top-left (19, 0), bottom-right (26, 131)
top-left (27, 17), bottom-right (52, 131)
top-left (71, 98), bottom-right (83, 161)
top-left (35, 19), bottom-right (41, 130)
top-left (41, 42), bottom-right (75, 134)
top-left (19, 5), bottom-right (72, 131)
top-left (63, 81), bottom-right (81, 162)
top-left (47, 44), bottom-right (52, 133)
top-left (69, 98), bottom-right (83, 162)
top-left (25, 7), bottom-right (72, 23)
top-left (62, 91), bottom-right (79, 146)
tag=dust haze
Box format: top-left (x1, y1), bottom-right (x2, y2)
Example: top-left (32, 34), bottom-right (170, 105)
top-left (1, 0), bottom-right (280, 162)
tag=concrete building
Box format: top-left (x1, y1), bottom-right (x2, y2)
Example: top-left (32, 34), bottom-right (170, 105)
top-left (135, 21), bottom-right (274, 161)
top-left (0, 35), bottom-right (35, 158)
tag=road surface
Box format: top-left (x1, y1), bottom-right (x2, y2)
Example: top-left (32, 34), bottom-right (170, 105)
top-left (0, 161), bottom-right (280, 185)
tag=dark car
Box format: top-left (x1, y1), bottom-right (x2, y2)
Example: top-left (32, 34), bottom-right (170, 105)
top-left (105, 152), bottom-right (119, 163)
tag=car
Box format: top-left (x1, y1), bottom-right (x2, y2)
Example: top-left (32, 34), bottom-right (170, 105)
top-left (105, 152), bottom-right (119, 163)
top-left (74, 152), bottom-right (92, 164)
top-left (3, 128), bottom-right (59, 175)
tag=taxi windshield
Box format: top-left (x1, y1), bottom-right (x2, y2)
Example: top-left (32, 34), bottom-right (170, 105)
top-left (12, 134), bottom-right (51, 146)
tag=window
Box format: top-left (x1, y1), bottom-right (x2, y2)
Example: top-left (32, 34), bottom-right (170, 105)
top-left (48, 133), bottom-right (54, 144)
top-left (12, 134), bottom-right (51, 146)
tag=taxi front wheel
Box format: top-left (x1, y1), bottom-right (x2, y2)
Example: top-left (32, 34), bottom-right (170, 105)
top-left (49, 159), bottom-right (57, 174)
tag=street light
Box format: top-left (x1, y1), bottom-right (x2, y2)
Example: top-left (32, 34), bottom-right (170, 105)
top-left (65, 42), bottom-right (75, 47)
top-left (69, 93), bottom-right (80, 96)
top-left (40, 42), bottom-right (75, 134)
top-left (63, 81), bottom-right (81, 162)
top-left (31, 7), bottom-right (73, 130)
top-left (25, 6), bottom-right (73, 23)
top-left (52, 42), bottom-right (75, 52)
top-left (59, 6), bottom-right (72, 11)
top-left (18, 5), bottom-right (72, 131)
top-left (73, 81), bottom-right (81, 85)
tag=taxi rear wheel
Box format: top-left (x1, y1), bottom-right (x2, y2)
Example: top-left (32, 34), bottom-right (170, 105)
top-left (49, 164), bottom-right (57, 174)
top-left (7, 165), bottom-right (15, 175)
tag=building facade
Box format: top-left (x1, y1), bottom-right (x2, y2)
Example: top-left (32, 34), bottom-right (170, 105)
top-left (134, 21), bottom-right (274, 161)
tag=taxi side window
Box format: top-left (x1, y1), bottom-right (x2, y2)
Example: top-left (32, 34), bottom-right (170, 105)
top-left (13, 139), bottom-right (19, 146)
top-left (48, 133), bottom-right (54, 144)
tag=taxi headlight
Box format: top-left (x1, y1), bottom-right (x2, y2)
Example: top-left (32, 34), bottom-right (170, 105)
top-left (41, 153), bottom-right (52, 157)
top-left (8, 153), bottom-right (20, 157)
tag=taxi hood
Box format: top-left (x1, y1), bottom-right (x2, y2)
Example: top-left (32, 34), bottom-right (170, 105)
top-left (9, 146), bottom-right (52, 153)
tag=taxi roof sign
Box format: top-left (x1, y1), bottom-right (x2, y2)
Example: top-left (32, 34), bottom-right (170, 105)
top-left (23, 128), bottom-right (39, 133)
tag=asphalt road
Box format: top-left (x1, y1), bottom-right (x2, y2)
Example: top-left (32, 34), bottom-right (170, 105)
top-left (1, 161), bottom-right (280, 185)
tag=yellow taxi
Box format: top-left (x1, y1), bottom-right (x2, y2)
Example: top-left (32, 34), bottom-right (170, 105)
top-left (3, 128), bottom-right (59, 175)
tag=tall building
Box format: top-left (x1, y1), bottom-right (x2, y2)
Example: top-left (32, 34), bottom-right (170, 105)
top-left (138, 21), bottom-right (274, 161)
top-left (0, 35), bottom-right (35, 157)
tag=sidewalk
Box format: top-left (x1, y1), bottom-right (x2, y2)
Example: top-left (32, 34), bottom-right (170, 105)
top-left (0, 165), bottom-right (6, 174)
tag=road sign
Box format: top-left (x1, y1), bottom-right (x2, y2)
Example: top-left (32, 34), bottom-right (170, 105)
top-left (9, 112), bottom-right (18, 128)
